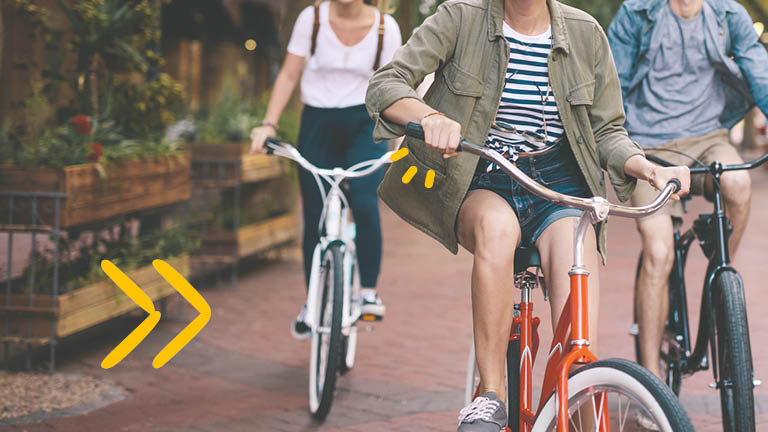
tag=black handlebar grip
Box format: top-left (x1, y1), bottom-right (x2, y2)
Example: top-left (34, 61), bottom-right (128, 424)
top-left (668, 178), bottom-right (681, 193)
top-left (405, 122), bottom-right (425, 141)
top-left (264, 137), bottom-right (279, 155)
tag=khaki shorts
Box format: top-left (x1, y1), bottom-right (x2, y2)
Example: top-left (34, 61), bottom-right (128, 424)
top-left (631, 129), bottom-right (742, 221)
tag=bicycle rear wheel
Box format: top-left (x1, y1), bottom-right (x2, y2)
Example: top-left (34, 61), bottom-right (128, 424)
top-left (533, 359), bottom-right (693, 432)
top-left (308, 243), bottom-right (344, 420)
top-left (712, 270), bottom-right (755, 432)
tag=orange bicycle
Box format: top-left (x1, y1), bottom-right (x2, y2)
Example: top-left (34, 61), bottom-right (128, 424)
top-left (404, 123), bottom-right (694, 432)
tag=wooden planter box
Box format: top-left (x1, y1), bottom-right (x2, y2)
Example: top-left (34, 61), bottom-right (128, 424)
top-left (194, 213), bottom-right (297, 263)
top-left (0, 154), bottom-right (191, 228)
top-left (0, 255), bottom-right (189, 343)
top-left (190, 142), bottom-right (288, 187)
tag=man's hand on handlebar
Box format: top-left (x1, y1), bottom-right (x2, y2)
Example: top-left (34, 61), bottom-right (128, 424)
top-left (650, 165), bottom-right (690, 201)
top-left (249, 125), bottom-right (277, 154)
top-left (421, 113), bottom-right (463, 159)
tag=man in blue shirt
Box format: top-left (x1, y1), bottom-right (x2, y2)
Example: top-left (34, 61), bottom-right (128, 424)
top-left (609, 0), bottom-right (768, 379)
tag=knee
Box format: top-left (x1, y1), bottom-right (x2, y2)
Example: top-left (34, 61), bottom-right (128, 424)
top-left (721, 171), bottom-right (752, 208)
top-left (641, 237), bottom-right (674, 276)
top-left (472, 216), bottom-right (518, 264)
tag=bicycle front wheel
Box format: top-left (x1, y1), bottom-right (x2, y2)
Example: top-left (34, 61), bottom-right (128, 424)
top-left (308, 243), bottom-right (344, 420)
top-left (712, 270), bottom-right (755, 432)
top-left (533, 359), bottom-right (693, 432)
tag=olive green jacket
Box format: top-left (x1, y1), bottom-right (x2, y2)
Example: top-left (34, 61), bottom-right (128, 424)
top-left (366, 0), bottom-right (643, 260)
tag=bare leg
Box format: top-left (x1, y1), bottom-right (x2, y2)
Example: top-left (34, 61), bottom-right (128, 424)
top-left (636, 214), bottom-right (675, 378)
top-left (535, 216), bottom-right (601, 353)
top-left (457, 190), bottom-right (521, 403)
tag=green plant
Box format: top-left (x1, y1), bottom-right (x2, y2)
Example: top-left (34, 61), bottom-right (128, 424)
top-left (109, 73), bottom-right (185, 141)
top-left (55, 0), bottom-right (163, 116)
top-left (17, 217), bottom-right (200, 295)
top-left (193, 87), bottom-right (301, 145)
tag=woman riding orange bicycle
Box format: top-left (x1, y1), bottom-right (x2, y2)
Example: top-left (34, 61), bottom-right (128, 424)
top-left (366, 0), bottom-right (690, 430)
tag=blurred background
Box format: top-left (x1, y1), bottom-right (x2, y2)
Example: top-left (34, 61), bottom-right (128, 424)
top-left (0, 0), bottom-right (766, 430)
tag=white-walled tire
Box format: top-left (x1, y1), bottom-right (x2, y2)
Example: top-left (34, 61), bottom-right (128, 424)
top-left (533, 359), bottom-right (693, 432)
top-left (308, 244), bottom-right (344, 420)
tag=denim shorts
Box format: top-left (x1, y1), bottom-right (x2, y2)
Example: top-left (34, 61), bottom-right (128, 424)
top-left (467, 144), bottom-right (591, 247)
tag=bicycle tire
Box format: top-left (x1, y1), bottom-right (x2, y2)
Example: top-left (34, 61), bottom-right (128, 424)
top-left (712, 270), bottom-right (755, 432)
top-left (340, 255), bottom-right (359, 375)
top-left (506, 338), bottom-right (521, 432)
top-left (533, 359), bottom-right (694, 432)
top-left (340, 326), bottom-right (357, 375)
top-left (308, 244), bottom-right (344, 420)
top-left (633, 253), bottom-right (682, 395)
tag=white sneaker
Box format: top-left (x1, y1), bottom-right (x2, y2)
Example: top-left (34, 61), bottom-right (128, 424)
top-left (290, 304), bottom-right (310, 340)
top-left (360, 288), bottom-right (385, 320)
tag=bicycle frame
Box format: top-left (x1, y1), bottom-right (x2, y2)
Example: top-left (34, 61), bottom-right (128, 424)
top-left (265, 139), bottom-right (393, 336)
top-left (505, 212), bottom-right (609, 432)
top-left (659, 160), bottom-right (750, 384)
top-left (443, 137), bottom-right (677, 432)
top-left (304, 188), bottom-right (361, 333)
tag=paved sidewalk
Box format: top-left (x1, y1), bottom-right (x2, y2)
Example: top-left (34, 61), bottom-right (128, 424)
top-left (3, 168), bottom-right (768, 432)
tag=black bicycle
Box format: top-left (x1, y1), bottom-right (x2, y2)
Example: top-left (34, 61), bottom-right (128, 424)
top-left (632, 151), bottom-right (768, 432)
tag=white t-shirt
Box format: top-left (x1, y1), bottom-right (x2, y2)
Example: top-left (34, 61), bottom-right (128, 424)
top-left (287, 3), bottom-right (401, 108)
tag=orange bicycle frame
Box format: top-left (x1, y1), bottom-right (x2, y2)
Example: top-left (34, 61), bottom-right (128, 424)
top-left (502, 214), bottom-right (609, 432)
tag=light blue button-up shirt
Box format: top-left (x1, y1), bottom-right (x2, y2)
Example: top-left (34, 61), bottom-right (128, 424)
top-left (608, 0), bottom-right (768, 138)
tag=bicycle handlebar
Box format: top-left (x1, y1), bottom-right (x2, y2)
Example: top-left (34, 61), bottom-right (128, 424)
top-left (646, 152), bottom-right (768, 175)
top-left (404, 122), bottom-right (680, 220)
top-left (264, 137), bottom-right (393, 179)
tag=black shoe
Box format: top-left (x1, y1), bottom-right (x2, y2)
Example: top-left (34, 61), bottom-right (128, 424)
top-left (290, 304), bottom-right (310, 340)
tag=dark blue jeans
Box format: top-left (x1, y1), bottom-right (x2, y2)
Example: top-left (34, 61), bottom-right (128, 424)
top-left (297, 105), bottom-right (387, 289)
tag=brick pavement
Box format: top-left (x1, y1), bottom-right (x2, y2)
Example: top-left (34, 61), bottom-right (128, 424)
top-left (2, 168), bottom-right (768, 431)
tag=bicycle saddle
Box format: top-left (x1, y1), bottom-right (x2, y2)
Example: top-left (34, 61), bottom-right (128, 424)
top-left (514, 246), bottom-right (541, 274)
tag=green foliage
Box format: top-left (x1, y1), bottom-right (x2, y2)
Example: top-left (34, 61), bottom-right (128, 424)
top-left (194, 85), bottom-right (255, 143)
top-left (560, 0), bottom-right (623, 30)
top-left (109, 73), bottom-right (185, 141)
top-left (193, 86), bottom-right (301, 145)
top-left (17, 218), bottom-right (200, 295)
top-left (5, 1), bottom-right (186, 168)
top-left (55, 0), bottom-right (164, 115)
top-left (9, 0), bottom-right (68, 102)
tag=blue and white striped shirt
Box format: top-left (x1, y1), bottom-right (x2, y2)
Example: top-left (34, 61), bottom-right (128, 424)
top-left (485, 24), bottom-right (563, 171)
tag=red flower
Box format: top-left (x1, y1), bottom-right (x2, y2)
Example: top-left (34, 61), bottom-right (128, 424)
top-left (70, 115), bottom-right (92, 135)
top-left (86, 142), bottom-right (103, 162)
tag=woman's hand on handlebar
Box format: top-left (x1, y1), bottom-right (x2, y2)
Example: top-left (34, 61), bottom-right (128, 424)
top-left (421, 112), bottom-right (462, 159)
top-left (651, 165), bottom-right (690, 200)
top-left (249, 125), bottom-right (277, 154)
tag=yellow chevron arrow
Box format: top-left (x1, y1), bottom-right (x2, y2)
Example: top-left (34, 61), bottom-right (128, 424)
top-left (151, 259), bottom-right (211, 368)
top-left (99, 259), bottom-right (211, 369)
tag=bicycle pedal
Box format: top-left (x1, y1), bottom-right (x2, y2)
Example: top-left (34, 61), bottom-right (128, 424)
top-left (360, 314), bottom-right (382, 322)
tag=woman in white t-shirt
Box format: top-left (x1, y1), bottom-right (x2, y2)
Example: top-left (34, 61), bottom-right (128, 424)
top-left (250, 0), bottom-right (401, 339)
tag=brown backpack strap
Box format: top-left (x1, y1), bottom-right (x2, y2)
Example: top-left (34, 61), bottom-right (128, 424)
top-left (373, 12), bottom-right (385, 71)
top-left (310, 3), bottom-right (321, 56)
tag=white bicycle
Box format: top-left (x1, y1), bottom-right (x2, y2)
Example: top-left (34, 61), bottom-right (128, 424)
top-left (265, 137), bottom-right (393, 420)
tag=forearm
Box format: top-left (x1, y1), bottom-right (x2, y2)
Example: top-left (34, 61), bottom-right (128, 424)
top-left (381, 98), bottom-right (437, 126)
top-left (263, 67), bottom-right (301, 125)
top-left (623, 154), bottom-right (655, 182)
